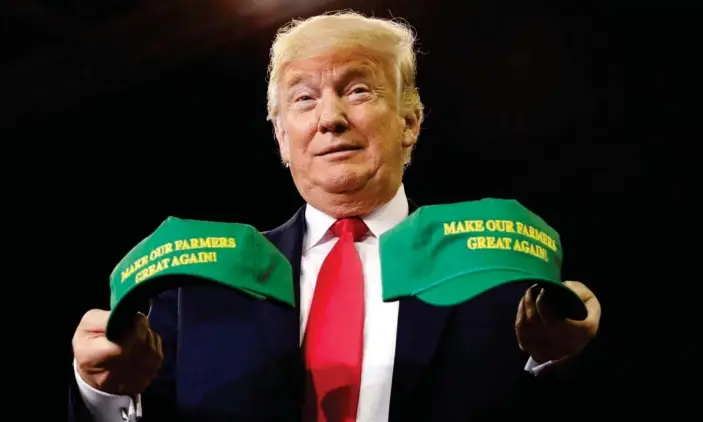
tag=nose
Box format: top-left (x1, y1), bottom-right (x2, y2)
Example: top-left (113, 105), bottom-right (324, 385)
top-left (317, 92), bottom-right (349, 135)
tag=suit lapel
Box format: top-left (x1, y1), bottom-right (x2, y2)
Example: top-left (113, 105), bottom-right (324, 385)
top-left (389, 200), bottom-right (452, 420)
top-left (390, 299), bottom-right (451, 416)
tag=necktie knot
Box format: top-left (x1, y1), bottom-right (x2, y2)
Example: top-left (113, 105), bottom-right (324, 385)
top-left (330, 218), bottom-right (368, 242)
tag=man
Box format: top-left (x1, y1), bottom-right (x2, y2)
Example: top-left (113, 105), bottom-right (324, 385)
top-left (69, 11), bottom-right (602, 422)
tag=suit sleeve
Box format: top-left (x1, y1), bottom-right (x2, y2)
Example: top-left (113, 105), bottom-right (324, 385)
top-left (67, 290), bottom-right (180, 422)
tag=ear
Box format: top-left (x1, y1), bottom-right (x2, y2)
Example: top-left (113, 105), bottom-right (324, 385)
top-left (401, 108), bottom-right (421, 149)
top-left (274, 117), bottom-right (291, 164)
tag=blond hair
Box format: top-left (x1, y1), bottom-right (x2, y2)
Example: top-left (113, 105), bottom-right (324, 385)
top-left (266, 11), bottom-right (424, 128)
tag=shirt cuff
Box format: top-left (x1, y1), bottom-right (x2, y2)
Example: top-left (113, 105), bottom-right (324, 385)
top-left (524, 356), bottom-right (559, 376)
top-left (73, 359), bottom-right (142, 421)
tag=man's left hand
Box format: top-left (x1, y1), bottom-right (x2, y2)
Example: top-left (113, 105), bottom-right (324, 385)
top-left (515, 281), bottom-right (601, 364)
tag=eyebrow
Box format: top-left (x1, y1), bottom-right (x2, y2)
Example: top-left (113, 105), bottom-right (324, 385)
top-left (283, 66), bottom-right (376, 90)
top-left (283, 72), bottom-right (308, 90)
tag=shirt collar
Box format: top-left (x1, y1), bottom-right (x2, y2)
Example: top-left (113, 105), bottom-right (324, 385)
top-left (303, 184), bottom-right (409, 251)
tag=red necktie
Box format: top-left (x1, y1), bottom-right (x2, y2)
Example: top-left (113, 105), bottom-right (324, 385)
top-left (303, 218), bottom-right (368, 422)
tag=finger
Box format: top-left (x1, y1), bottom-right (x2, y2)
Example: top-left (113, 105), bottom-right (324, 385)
top-left (562, 281), bottom-right (601, 333)
top-left (144, 328), bottom-right (163, 371)
top-left (562, 280), bottom-right (594, 302)
top-left (153, 330), bottom-right (164, 361)
top-left (515, 295), bottom-right (527, 352)
top-left (516, 285), bottom-right (542, 329)
top-left (134, 312), bottom-right (150, 337)
top-left (131, 317), bottom-right (163, 375)
top-left (130, 316), bottom-right (156, 364)
top-left (123, 373), bottom-right (156, 396)
top-left (122, 332), bottom-right (158, 389)
top-left (535, 287), bottom-right (560, 325)
top-left (74, 336), bottom-right (124, 369)
top-left (118, 355), bottom-right (156, 396)
top-left (581, 295), bottom-right (602, 337)
top-left (523, 284), bottom-right (540, 322)
top-left (138, 329), bottom-right (162, 376)
top-left (79, 309), bottom-right (111, 333)
top-left (516, 319), bottom-right (556, 362)
top-left (516, 294), bottom-right (526, 326)
top-left (121, 313), bottom-right (150, 350)
top-left (515, 285), bottom-right (548, 353)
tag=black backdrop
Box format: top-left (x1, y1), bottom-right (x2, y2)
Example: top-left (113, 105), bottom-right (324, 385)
top-left (4, 0), bottom-right (697, 417)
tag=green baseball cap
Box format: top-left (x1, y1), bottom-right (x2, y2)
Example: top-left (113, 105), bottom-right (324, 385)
top-left (380, 198), bottom-right (588, 320)
top-left (106, 216), bottom-right (295, 341)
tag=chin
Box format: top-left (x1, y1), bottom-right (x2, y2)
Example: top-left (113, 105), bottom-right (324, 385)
top-left (319, 167), bottom-right (369, 194)
top-left (300, 168), bottom-right (394, 218)
top-left (322, 180), bottom-right (366, 195)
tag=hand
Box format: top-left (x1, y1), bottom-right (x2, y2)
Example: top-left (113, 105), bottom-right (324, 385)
top-left (515, 281), bottom-right (601, 364)
top-left (72, 309), bottom-right (163, 395)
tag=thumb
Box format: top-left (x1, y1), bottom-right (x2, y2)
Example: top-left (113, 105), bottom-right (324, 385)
top-left (87, 335), bottom-right (125, 361)
top-left (78, 309), bottom-right (111, 333)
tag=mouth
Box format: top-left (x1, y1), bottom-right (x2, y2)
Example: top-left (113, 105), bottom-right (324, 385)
top-left (317, 144), bottom-right (363, 156)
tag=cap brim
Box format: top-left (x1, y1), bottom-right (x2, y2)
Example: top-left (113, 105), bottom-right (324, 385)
top-left (416, 269), bottom-right (588, 320)
top-left (105, 274), bottom-right (267, 342)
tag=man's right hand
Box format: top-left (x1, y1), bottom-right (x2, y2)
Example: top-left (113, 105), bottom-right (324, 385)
top-left (72, 309), bottom-right (163, 396)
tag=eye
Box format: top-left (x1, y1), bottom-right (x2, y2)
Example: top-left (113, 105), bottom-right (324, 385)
top-left (349, 86), bottom-right (369, 95)
top-left (295, 94), bottom-right (314, 102)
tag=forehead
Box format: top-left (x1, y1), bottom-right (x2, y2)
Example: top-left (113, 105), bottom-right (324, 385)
top-left (280, 49), bottom-right (393, 88)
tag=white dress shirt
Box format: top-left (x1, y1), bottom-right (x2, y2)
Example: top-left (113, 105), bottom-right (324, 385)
top-left (74, 184), bottom-right (555, 422)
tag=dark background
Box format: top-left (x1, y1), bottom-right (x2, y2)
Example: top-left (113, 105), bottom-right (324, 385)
top-left (4, 0), bottom-right (697, 417)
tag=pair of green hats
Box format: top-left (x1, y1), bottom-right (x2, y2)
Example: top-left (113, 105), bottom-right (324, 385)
top-left (106, 199), bottom-right (587, 341)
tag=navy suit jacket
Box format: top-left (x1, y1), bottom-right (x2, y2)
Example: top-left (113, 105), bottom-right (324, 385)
top-left (68, 204), bottom-right (603, 422)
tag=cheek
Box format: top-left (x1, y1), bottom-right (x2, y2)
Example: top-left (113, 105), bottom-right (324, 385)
top-left (285, 117), bottom-right (317, 157)
top-left (363, 113), bottom-right (405, 161)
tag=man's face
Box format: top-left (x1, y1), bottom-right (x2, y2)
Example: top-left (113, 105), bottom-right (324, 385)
top-left (275, 49), bottom-right (418, 217)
